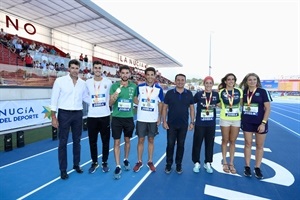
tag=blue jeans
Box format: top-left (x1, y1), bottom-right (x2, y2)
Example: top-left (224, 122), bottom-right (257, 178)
top-left (166, 125), bottom-right (188, 166)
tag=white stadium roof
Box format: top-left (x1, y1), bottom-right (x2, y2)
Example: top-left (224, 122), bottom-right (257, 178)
top-left (0, 0), bottom-right (182, 68)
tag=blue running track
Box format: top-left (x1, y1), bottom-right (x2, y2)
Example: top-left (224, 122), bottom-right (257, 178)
top-left (0, 101), bottom-right (299, 200)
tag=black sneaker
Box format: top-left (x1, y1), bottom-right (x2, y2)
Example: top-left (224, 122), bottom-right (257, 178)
top-left (102, 162), bottom-right (110, 173)
top-left (244, 166), bottom-right (252, 177)
top-left (88, 162), bottom-right (99, 173)
top-left (114, 166), bottom-right (122, 179)
top-left (254, 167), bottom-right (263, 179)
top-left (165, 164), bottom-right (172, 174)
top-left (123, 159), bottom-right (130, 171)
top-left (176, 164), bottom-right (183, 174)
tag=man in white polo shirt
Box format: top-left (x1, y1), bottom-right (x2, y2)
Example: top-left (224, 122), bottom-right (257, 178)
top-left (133, 67), bottom-right (164, 172)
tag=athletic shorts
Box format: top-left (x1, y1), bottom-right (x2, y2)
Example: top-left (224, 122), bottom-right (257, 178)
top-left (135, 121), bottom-right (158, 138)
top-left (111, 117), bottom-right (135, 139)
top-left (241, 122), bottom-right (268, 134)
top-left (219, 119), bottom-right (241, 127)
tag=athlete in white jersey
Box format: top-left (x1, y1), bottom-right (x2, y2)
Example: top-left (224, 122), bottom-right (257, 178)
top-left (85, 60), bottom-right (112, 173)
top-left (133, 67), bottom-right (164, 172)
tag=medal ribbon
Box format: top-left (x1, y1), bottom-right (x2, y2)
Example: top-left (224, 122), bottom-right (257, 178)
top-left (247, 88), bottom-right (257, 107)
top-left (225, 89), bottom-right (234, 108)
top-left (94, 81), bottom-right (100, 101)
top-left (205, 91), bottom-right (212, 112)
top-left (146, 86), bottom-right (154, 102)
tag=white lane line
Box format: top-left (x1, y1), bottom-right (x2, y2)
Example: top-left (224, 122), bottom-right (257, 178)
top-left (16, 136), bottom-right (138, 200)
top-left (269, 118), bottom-right (300, 137)
top-left (123, 153), bottom-right (166, 200)
top-left (272, 106), bottom-right (300, 115)
top-left (0, 136), bottom-right (87, 169)
top-left (2, 119), bottom-right (139, 169)
top-left (271, 110), bottom-right (300, 122)
top-left (204, 185), bottom-right (270, 200)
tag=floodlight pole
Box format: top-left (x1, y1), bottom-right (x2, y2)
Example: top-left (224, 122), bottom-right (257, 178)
top-left (209, 32), bottom-right (212, 76)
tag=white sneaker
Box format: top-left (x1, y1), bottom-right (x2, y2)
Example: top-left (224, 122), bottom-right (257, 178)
top-left (204, 163), bottom-right (213, 173)
top-left (193, 162), bottom-right (201, 173)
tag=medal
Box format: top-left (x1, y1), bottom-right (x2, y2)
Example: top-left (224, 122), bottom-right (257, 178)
top-left (94, 80), bottom-right (101, 103)
top-left (94, 96), bottom-right (99, 103)
top-left (147, 98), bottom-right (151, 106)
top-left (116, 85), bottom-right (123, 94)
top-left (247, 88), bottom-right (257, 110)
top-left (204, 91), bottom-right (212, 117)
top-left (225, 89), bottom-right (234, 112)
top-left (146, 86), bottom-right (154, 107)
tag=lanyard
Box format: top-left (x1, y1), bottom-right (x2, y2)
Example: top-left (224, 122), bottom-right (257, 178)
top-left (204, 91), bottom-right (212, 112)
top-left (94, 81), bottom-right (101, 102)
top-left (225, 89), bottom-right (234, 108)
top-left (146, 86), bottom-right (154, 102)
top-left (247, 88), bottom-right (257, 107)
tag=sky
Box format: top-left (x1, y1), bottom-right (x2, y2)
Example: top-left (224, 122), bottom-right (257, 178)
top-left (93, 0), bottom-right (299, 82)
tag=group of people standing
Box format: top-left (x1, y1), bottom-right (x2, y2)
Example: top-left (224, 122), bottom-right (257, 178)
top-left (217, 73), bottom-right (272, 179)
top-left (50, 59), bottom-right (272, 181)
top-left (191, 73), bottom-right (272, 179)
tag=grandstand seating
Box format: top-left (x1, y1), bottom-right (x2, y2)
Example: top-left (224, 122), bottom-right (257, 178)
top-left (0, 33), bottom-right (175, 86)
top-left (0, 43), bottom-right (23, 66)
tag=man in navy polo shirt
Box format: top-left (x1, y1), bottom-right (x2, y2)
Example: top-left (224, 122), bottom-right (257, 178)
top-left (162, 73), bottom-right (195, 174)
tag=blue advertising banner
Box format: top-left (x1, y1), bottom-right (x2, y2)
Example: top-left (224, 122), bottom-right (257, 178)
top-left (261, 80), bottom-right (278, 90)
top-left (0, 99), bottom-right (51, 132)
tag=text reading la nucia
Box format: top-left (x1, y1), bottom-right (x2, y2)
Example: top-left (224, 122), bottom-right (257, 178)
top-left (0, 107), bottom-right (39, 123)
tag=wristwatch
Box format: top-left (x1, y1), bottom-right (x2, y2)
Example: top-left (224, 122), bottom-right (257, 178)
top-left (190, 122), bottom-right (195, 125)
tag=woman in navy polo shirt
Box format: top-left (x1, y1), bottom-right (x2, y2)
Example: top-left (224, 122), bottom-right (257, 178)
top-left (239, 73), bottom-right (272, 179)
top-left (192, 76), bottom-right (220, 174)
